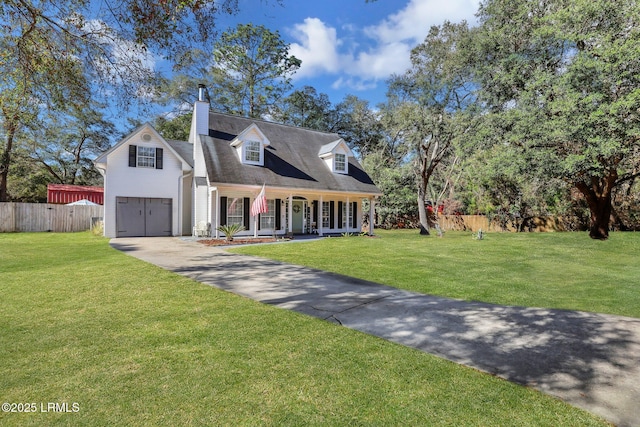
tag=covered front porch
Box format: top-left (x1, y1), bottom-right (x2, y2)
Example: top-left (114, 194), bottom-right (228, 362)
top-left (197, 184), bottom-right (377, 239)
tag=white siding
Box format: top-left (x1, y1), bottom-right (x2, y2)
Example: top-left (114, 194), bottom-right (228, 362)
top-left (191, 100), bottom-right (209, 177)
top-left (323, 157), bottom-right (333, 171)
top-left (103, 131), bottom-right (185, 238)
top-left (181, 175), bottom-right (192, 235)
top-left (193, 183), bottom-right (209, 227)
top-left (189, 101), bottom-right (209, 144)
top-left (194, 138), bottom-right (207, 178)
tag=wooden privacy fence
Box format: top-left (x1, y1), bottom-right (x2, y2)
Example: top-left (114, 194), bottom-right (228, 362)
top-left (0, 203), bottom-right (103, 233)
top-left (438, 215), bottom-right (566, 232)
top-left (439, 215), bottom-right (503, 232)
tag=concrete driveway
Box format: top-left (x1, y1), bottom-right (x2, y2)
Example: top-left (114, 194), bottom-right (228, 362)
top-left (111, 236), bottom-right (640, 427)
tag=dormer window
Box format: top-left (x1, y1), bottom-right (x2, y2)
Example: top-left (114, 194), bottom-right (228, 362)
top-left (319, 139), bottom-right (353, 174)
top-left (245, 140), bottom-right (261, 163)
top-left (335, 153), bottom-right (346, 172)
top-left (230, 124), bottom-right (270, 166)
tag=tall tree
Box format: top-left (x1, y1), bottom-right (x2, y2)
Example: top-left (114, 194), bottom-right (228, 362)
top-left (210, 23), bottom-right (301, 118)
top-left (333, 95), bottom-right (386, 158)
top-left (272, 86), bottom-right (334, 130)
top-left (0, 0), bottom-right (254, 201)
top-left (460, 141), bottom-right (573, 230)
top-left (362, 150), bottom-right (417, 229)
top-left (386, 21), bottom-right (477, 235)
top-left (154, 113), bottom-right (193, 142)
top-left (29, 102), bottom-right (114, 185)
top-left (475, 0), bottom-right (640, 239)
top-left (159, 23), bottom-right (301, 119)
top-left (1, 1), bottom-right (88, 200)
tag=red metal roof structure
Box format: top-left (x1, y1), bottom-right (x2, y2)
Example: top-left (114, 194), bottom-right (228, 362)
top-left (47, 184), bottom-right (104, 205)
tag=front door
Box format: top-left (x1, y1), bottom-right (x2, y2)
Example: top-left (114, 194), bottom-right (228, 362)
top-left (292, 201), bottom-right (304, 233)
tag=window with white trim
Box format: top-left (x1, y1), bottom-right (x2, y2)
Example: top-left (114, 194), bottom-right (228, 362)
top-left (342, 202), bottom-right (348, 228)
top-left (137, 146), bottom-right (156, 168)
top-left (349, 203), bottom-right (355, 228)
top-left (335, 153), bottom-right (346, 172)
top-left (322, 202), bottom-right (330, 228)
top-left (227, 198), bottom-right (244, 226)
top-left (245, 140), bottom-right (261, 163)
top-left (260, 200), bottom-right (275, 229)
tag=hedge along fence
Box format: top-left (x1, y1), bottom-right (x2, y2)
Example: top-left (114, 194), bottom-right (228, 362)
top-left (0, 203), bottom-right (103, 233)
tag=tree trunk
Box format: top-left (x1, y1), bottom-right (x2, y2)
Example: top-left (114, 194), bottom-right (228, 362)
top-left (575, 172), bottom-right (617, 240)
top-left (0, 121), bottom-right (17, 202)
top-left (587, 199), bottom-right (612, 240)
top-left (417, 187), bottom-right (430, 235)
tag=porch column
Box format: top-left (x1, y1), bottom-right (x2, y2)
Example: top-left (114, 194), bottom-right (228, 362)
top-left (346, 196), bottom-right (350, 232)
top-left (214, 188), bottom-right (220, 239)
top-left (206, 188), bottom-right (211, 224)
top-left (177, 174), bottom-right (183, 236)
top-left (369, 197), bottom-right (375, 236)
top-left (253, 190), bottom-right (258, 238)
top-left (318, 195), bottom-right (323, 236)
top-left (288, 194), bottom-right (293, 235)
top-left (254, 216), bottom-right (258, 238)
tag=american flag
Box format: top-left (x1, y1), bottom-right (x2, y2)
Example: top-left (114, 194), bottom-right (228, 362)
top-left (250, 184), bottom-right (268, 217)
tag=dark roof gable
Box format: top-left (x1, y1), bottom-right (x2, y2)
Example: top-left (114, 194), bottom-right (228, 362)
top-left (200, 112), bottom-right (381, 195)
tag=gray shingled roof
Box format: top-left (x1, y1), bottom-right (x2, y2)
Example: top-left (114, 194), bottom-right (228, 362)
top-left (166, 139), bottom-right (194, 167)
top-left (200, 112), bottom-right (382, 195)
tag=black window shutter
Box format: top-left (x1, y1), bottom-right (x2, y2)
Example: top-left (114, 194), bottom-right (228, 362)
top-left (275, 199), bottom-right (281, 229)
top-left (257, 214), bottom-right (261, 230)
top-left (338, 201), bottom-right (343, 228)
top-left (352, 202), bottom-right (358, 228)
top-left (220, 197), bottom-right (227, 226)
top-left (129, 145), bottom-right (137, 167)
top-left (330, 201), bottom-right (335, 229)
top-left (313, 201), bottom-right (319, 226)
top-left (243, 197), bottom-right (250, 230)
top-left (155, 148), bottom-right (163, 169)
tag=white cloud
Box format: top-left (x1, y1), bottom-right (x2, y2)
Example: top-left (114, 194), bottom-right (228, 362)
top-left (352, 41), bottom-right (413, 79)
top-left (288, 0), bottom-right (480, 92)
top-left (289, 18), bottom-right (342, 78)
top-left (331, 76), bottom-right (378, 92)
top-left (365, 0), bottom-right (479, 45)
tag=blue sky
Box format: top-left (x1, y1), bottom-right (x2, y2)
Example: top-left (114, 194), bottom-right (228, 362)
top-left (214, 0), bottom-right (481, 107)
top-left (130, 0), bottom-right (481, 129)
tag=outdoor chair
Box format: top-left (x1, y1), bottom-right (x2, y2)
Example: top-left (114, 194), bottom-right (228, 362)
top-left (193, 221), bottom-right (211, 237)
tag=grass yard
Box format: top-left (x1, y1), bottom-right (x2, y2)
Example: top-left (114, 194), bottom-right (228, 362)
top-left (232, 229), bottom-right (640, 318)
top-left (0, 232), bottom-right (608, 426)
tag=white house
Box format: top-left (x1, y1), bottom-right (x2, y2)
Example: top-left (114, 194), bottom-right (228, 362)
top-left (95, 87), bottom-right (382, 238)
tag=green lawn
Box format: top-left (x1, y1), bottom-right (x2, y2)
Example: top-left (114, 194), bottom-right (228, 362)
top-left (232, 229), bottom-right (640, 318)
top-left (0, 233), bottom-right (608, 426)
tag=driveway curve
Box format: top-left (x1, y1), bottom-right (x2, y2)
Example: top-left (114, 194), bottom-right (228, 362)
top-left (111, 237), bottom-right (640, 427)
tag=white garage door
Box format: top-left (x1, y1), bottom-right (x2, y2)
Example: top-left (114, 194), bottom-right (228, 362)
top-left (116, 197), bottom-right (172, 237)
